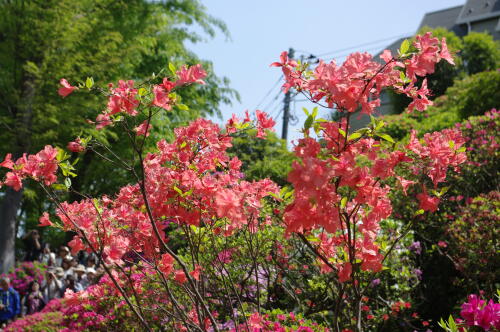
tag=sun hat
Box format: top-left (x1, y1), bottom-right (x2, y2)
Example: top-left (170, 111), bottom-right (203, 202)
top-left (74, 264), bottom-right (86, 273)
top-left (54, 267), bottom-right (65, 278)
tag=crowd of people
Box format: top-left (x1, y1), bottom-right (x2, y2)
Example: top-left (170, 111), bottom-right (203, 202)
top-left (0, 230), bottom-right (105, 328)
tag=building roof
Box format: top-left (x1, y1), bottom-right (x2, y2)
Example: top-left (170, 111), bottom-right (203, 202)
top-left (418, 5), bottom-right (466, 35)
top-left (456, 0), bottom-right (500, 23)
top-left (373, 1), bottom-right (500, 66)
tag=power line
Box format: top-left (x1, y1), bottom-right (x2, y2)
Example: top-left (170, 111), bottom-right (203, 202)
top-left (320, 44), bottom-right (390, 63)
top-left (294, 32), bottom-right (413, 59)
top-left (254, 75), bottom-right (283, 110)
top-left (261, 90), bottom-right (282, 114)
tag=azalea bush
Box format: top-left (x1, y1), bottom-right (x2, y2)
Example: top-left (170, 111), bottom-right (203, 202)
top-left (0, 33), bottom-right (477, 332)
top-left (383, 109), bottom-right (499, 324)
top-left (4, 298), bottom-right (64, 332)
top-left (439, 293), bottom-right (500, 332)
top-left (0, 261), bottom-right (46, 297)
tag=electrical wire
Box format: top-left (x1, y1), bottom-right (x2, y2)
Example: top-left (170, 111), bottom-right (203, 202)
top-left (254, 75), bottom-right (283, 110)
top-left (294, 32), bottom-right (413, 59)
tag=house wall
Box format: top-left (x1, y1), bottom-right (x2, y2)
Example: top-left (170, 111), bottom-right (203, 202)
top-left (470, 18), bottom-right (500, 39)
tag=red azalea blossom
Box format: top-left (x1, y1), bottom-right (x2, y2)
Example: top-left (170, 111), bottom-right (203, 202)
top-left (175, 64), bottom-right (207, 86)
top-left (38, 212), bottom-right (52, 227)
top-left (134, 120), bottom-right (152, 137)
top-left (416, 191), bottom-right (440, 212)
top-left (67, 139), bottom-right (85, 153)
top-left (58, 78), bottom-right (77, 98)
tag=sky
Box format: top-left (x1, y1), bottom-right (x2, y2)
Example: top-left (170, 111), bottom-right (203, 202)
top-left (188, 0), bottom-right (465, 145)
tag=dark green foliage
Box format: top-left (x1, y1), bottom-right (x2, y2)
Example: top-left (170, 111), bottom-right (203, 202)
top-left (388, 112), bottom-right (500, 328)
top-left (462, 32), bottom-right (500, 75)
top-left (447, 191), bottom-right (500, 294)
top-left (449, 70), bottom-right (500, 119)
top-left (228, 130), bottom-right (295, 187)
top-left (382, 70), bottom-right (500, 140)
top-left (0, 0), bottom-right (236, 259)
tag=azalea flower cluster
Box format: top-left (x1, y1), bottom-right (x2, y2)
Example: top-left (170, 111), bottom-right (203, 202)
top-left (0, 145), bottom-right (58, 191)
top-left (48, 118), bottom-right (279, 267)
top-left (58, 64), bottom-right (208, 131)
top-left (459, 294), bottom-right (500, 331)
top-left (282, 122), bottom-right (466, 281)
top-left (272, 32), bottom-right (454, 114)
top-left (273, 33), bottom-right (465, 283)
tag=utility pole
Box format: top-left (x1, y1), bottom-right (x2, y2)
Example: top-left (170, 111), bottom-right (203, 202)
top-left (281, 47), bottom-right (294, 141)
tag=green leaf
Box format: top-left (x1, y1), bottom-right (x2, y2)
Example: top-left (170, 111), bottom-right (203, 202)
top-left (377, 133), bottom-right (395, 144)
top-left (338, 128), bottom-right (346, 137)
top-left (305, 235), bottom-right (319, 242)
top-left (348, 132), bottom-right (362, 141)
top-left (375, 119), bottom-right (385, 131)
top-left (168, 63), bottom-right (176, 75)
top-left (51, 183), bottom-right (68, 191)
top-left (340, 197), bottom-right (348, 209)
top-left (415, 209), bottom-right (425, 216)
top-left (311, 106), bottom-right (318, 118)
top-left (85, 77), bottom-right (94, 89)
top-left (138, 88), bottom-right (147, 96)
top-left (56, 148), bottom-right (69, 162)
top-left (177, 104), bottom-right (189, 111)
top-left (302, 107), bottom-right (309, 116)
top-left (304, 115), bottom-right (314, 130)
top-left (173, 185), bottom-right (183, 196)
top-left (400, 39), bottom-right (410, 55)
top-left (313, 122), bottom-right (323, 135)
top-left (64, 177), bottom-right (71, 189)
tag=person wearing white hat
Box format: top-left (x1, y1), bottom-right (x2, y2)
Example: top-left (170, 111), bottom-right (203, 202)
top-left (41, 268), bottom-right (64, 302)
top-left (55, 246), bottom-right (72, 267)
top-left (74, 265), bottom-right (88, 290)
top-left (86, 267), bottom-right (97, 286)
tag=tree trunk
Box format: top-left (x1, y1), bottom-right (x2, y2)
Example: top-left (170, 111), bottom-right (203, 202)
top-left (0, 187), bottom-right (23, 274)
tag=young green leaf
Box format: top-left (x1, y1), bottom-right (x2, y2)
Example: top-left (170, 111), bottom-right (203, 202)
top-left (399, 39), bottom-right (410, 55)
top-left (377, 133), bottom-right (395, 144)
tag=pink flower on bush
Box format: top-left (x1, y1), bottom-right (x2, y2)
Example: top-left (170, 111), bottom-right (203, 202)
top-left (460, 294), bottom-right (500, 331)
top-left (58, 78), bottom-right (77, 98)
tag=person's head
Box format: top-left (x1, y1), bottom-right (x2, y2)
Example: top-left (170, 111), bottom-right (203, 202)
top-left (0, 277), bottom-right (10, 291)
top-left (71, 258), bottom-right (78, 268)
top-left (59, 246), bottom-right (69, 258)
top-left (62, 257), bottom-right (72, 270)
top-left (66, 274), bottom-right (75, 286)
top-left (86, 267), bottom-right (96, 282)
top-left (30, 229), bottom-right (39, 239)
top-left (86, 255), bottom-right (97, 267)
top-left (74, 265), bottom-right (86, 278)
top-left (46, 269), bottom-right (55, 280)
top-left (54, 267), bottom-right (65, 279)
top-left (30, 281), bottom-right (40, 292)
top-left (42, 243), bottom-right (51, 254)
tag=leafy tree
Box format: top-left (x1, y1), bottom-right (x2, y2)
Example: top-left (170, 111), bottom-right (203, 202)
top-left (228, 130), bottom-right (295, 187)
top-left (0, 0), bottom-right (235, 273)
top-left (382, 70), bottom-right (500, 140)
top-left (462, 31), bottom-right (500, 75)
